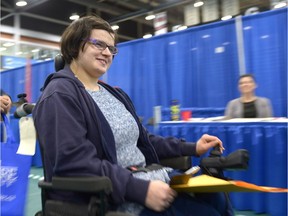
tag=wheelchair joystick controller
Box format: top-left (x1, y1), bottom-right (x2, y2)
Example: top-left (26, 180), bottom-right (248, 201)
top-left (200, 146), bottom-right (226, 179)
top-left (14, 93), bottom-right (28, 106)
top-left (209, 146), bottom-right (222, 157)
top-left (200, 147), bottom-right (249, 180)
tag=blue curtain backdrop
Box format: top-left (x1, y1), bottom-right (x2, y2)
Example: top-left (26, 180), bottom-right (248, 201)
top-left (0, 8), bottom-right (287, 124)
top-left (242, 9), bottom-right (287, 118)
top-left (108, 8), bottom-right (287, 122)
top-left (0, 60), bottom-right (54, 103)
top-left (109, 18), bottom-right (240, 121)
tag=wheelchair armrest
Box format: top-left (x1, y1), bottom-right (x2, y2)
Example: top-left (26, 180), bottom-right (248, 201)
top-left (38, 176), bottom-right (112, 194)
top-left (160, 156), bottom-right (192, 170)
top-left (200, 149), bottom-right (249, 170)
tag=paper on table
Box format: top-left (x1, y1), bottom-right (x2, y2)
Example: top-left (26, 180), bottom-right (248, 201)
top-left (17, 116), bottom-right (36, 156)
top-left (161, 118), bottom-right (205, 123)
top-left (221, 118), bottom-right (286, 122)
top-left (201, 116), bottom-right (227, 122)
top-left (222, 118), bottom-right (264, 122)
top-left (269, 117), bottom-right (288, 122)
top-left (170, 174), bottom-right (288, 193)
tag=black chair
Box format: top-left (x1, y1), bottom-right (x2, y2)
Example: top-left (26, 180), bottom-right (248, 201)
top-left (36, 176), bottom-right (117, 216)
top-left (35, 55), bottom-right (249, 216)
top-left (35, 156), bottom-right (191, 216)
top-left (54, 54), bottom-right (65, 72)
top-left (35, 149), bottom-right (248, 216)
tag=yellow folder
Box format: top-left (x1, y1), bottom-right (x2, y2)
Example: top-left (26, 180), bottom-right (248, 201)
top-left (170, 174), bottom-right (288, 193)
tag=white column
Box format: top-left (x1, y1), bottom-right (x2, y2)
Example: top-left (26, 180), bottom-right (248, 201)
top-left (14, 13), bottom-right (21, 55)
top-left (235, 16), bottom-right (246, 75)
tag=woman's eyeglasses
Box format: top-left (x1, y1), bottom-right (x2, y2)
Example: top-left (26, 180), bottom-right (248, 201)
top-left (87, 38), bottom-right (118, 55)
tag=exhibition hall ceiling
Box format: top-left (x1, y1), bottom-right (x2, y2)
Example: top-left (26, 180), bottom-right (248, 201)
top-left (2, 0), bottom-right (273, 41)
top-left (0, 0), bottom-right (283, 60)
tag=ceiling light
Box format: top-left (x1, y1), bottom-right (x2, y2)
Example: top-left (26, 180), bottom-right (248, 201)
top-left (221, 15), bottom-right (232, 21)
top-left (3, 42), bottom-right (15, 47)
top-left (178, 25), bottom-right (188, 31)
top-left (111, 25), bottom-right (119, 30)
top-left (31, 49), bottom-right (40, 53)
top-left (194, 1), bottom-right (204, 7)
top-left (172, 25), bottom-right (188, 32)
top-left (172, 25), bottom-right (181, 32)
top-left (145, 14), bottom-right (156, 20)
top-left (143, 34), bottom-right (152, 39)
top-left (0, 47), bottom-right (7, 51)
top-left (69, 13), bottom-right (80, 20)
top-left (274, 2), bottom-right (287, 9)
top-left (16, 1), bottom-right (27, 7)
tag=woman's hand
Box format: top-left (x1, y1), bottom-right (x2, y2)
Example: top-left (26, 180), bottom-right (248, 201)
top-left (196, 134), bottom-right (224, 156)
top-left (145, 180), bottom-right (177, 212)
top-left (0, 95), bottom-right (12, 114)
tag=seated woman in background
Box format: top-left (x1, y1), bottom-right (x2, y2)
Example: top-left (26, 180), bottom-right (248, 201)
top-left (225, 74), bottom-right (273, 118)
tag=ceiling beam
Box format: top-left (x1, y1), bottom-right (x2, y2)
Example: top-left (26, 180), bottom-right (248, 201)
top-left (20, 12), bottom-right (71, 26)
top-left (15, 0), bottom-right (49, 12)
top-left (66, 0), bottom-right (153, 26)
top-left (2, 0), bottom-right (12, 8)
top-left (108, 0), bottom-right (193, 24)
top-left (0, 8), bottom-right (135, 42)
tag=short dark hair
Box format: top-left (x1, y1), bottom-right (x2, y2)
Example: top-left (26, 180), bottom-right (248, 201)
top-left (60, 15), bottom-right (118, 64)
top-left (238, 73), bottom-right (256, 82)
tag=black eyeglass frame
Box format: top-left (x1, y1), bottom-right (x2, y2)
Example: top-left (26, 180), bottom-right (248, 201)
top-left (86, 38), bottom-right (118, 55)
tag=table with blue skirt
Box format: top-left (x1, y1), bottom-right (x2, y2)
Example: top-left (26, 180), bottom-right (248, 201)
top-left (158, 119), bottom-right (287, 216)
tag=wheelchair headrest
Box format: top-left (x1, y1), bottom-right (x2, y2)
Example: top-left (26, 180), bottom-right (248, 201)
top-left (54, 54), bottom-right (65, 72)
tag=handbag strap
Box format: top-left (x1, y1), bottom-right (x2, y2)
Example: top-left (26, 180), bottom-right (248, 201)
top-left (1, 113), bottom-right (16, 143)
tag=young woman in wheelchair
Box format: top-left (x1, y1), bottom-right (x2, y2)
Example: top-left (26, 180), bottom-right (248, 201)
top-left (33, 15), bottom-right (233, 216)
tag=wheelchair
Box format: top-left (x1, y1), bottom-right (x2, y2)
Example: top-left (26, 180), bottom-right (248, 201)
top-left (35, 149), bottom-right (248, 216)
top-left (34, 55), bottom-right (249, 216)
